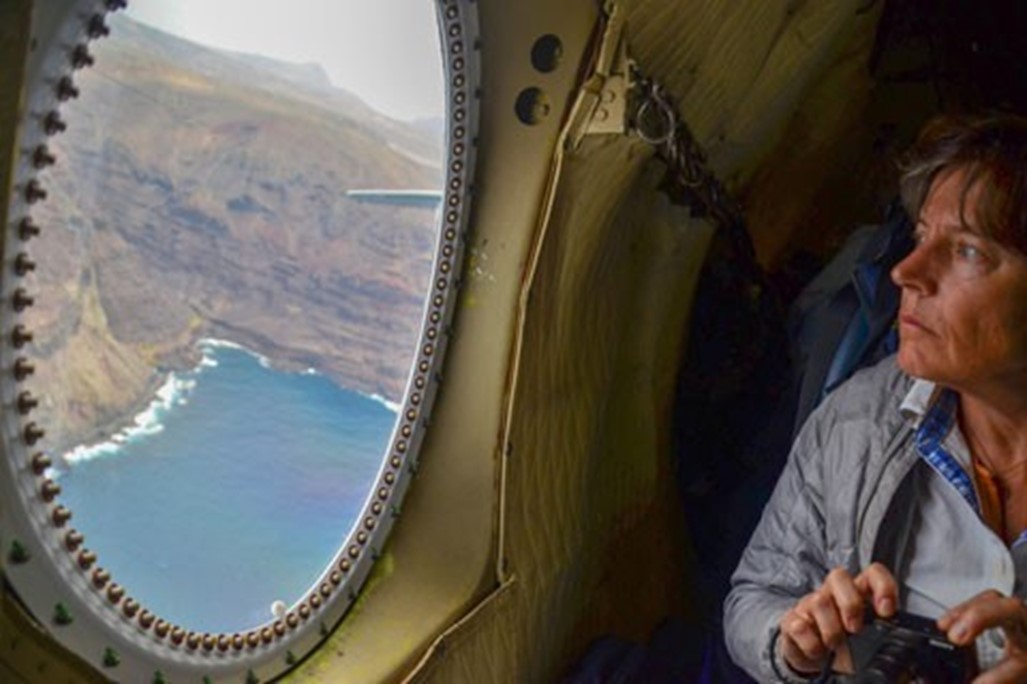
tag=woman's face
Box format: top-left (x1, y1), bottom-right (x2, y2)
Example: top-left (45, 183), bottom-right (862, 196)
top-left (891, 167), bottom-right (1027, 392)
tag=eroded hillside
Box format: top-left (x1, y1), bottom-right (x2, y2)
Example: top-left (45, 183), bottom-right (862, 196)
top-left (22, 14), bottom-right (443, 454)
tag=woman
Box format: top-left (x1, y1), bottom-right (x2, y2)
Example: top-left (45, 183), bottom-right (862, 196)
top-left (724, 114), bottom-right (1027, 682)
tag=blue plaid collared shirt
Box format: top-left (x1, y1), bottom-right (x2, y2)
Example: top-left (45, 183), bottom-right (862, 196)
top-left (914, 387), bottom-right (981, 514)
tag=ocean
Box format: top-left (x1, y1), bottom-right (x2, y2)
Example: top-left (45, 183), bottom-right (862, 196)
top-left (54, 339), bottom-right (397, 633)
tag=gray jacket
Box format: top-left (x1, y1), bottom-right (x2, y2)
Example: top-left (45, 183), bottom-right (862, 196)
top-left (723, 356), bottom-right (919, 682)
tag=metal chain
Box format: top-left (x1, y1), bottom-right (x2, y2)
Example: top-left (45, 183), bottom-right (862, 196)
top-left (629, 69), bottom-right (755, 263)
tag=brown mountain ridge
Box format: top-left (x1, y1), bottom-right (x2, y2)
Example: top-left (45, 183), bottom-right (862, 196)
top-left (22, 14), bottom-right (443, 456)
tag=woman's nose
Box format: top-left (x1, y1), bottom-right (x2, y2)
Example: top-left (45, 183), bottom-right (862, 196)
top-left (890, 240), bottom-right (937, 295)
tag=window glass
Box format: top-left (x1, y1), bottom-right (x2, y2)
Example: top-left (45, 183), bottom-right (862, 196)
top-left (22, 0), bottom-right (443, 634)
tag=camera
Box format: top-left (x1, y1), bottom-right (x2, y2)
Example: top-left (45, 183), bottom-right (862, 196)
top-left (848, 610), bottom-right (978, 683)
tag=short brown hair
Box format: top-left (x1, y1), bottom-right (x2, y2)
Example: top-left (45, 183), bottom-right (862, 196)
top-left (899, 114), bottom-right (1027, 254)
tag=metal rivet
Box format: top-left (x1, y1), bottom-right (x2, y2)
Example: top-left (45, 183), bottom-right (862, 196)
top-left (246, 632), bottom-right (259, 649)
top-left (40, 479), bottom-right (61, 502)
top-left (309, 593), bottom-right (322, 609)
top-left (70, 45), bottom-right (94, 69)
top-left (261, 627), bottom-right (274, 644)
top-left (231, 634), bottom-right (244, 650)
top-left (18, 391), bottom-right (39, 415)
top-left (23, 423), bottom-right (44, 446)
top-left (24, 442), bottom-right (51, 474)
top-left (273, 621), bottom-right (286, 637)
top-left (171, 627), bottom-right (185, 645)
top-left (286, 613), bottom-right (299, 629)
top-left (56, 77), bottom-right (79, 101)
top-left (13, 289), bottom-right (34, 312)
top-left (42, 112), bottom-right (67, 135)
top-left (339, 559), bottom-right (351, 573)
top-left (31, 146), bottom-right (55, 169)
top-left (330, 571), bottom-right (342, 585)
top-left (122, 599), bottom-right (139, 618)
top-left (24, 180), bottom-right (47, 204)
top-left (186, 633), bottom-right (201, 650)
top-left (348, 544), bottom-right (360, 558)
top-left (202, 633), bottom-right (216, 651)
top-left (87, 15), bottom-right (110, 39)
top-left (107, 584), bottom-right (125, 604)
top-left (11, 325), bottom-right (33, 348)
top-left (52, 506), bottom-right (72, 527)
top-left (319, 582), bottom-right (331, 598)
top-left (64, 530), bottom-right (83, 551)
top-left (217, 635), bottom-right (230, 652)
top-left (298, 604), bottom-right (311, 620)
top-left (18, 218), bottom-right (41, 240)
top-left (78, 549), bottom-right (96, 569)
top-left (14, 254), bottom-right (37, 275)
top-left (93, 568), bottom-right (111, 588)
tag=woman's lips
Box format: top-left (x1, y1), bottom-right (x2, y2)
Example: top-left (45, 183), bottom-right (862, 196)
top-left (899, 313), bottom-right (932, 334)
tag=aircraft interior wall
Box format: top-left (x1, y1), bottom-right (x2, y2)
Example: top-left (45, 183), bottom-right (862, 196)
top-left (0, 0), bottom-right (998, 682)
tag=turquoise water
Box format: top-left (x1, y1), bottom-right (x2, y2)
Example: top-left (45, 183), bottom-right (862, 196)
top-left (55, 340), bottom-right (396, 633)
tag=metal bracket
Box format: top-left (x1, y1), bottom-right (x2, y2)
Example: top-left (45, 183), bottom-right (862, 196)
top-left (566, 2), bottom-right (634, 149)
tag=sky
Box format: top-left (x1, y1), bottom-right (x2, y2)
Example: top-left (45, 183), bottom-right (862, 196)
top-left (124, 0), bottom-right (444, 122)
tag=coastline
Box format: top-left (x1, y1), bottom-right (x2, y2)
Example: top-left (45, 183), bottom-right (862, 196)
top-left (57, 337), bottom-right (400, 469)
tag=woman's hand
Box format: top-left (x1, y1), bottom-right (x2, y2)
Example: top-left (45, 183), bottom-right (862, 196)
top-left (778, 563), bottom-right (899, 675)
top-left (939, 590), bottom-right (1027, 683)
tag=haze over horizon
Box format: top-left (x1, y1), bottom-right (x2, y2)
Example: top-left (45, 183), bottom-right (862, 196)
top-left (124, 0), bottom-right (445, 122)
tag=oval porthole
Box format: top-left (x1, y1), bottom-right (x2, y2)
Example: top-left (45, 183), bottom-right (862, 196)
top-left (1, 0), bottom-right (479, 681)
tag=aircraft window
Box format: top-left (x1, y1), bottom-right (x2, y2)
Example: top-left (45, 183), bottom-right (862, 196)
top-left (1, 0), bottom-right (478, 681)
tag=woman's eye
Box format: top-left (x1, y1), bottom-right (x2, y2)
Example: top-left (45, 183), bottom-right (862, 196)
top-left (956, 242), bottom-right (985, 262)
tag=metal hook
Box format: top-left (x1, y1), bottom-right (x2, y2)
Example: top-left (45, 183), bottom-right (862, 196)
top-left (634, 86), bottom-right (677, 147)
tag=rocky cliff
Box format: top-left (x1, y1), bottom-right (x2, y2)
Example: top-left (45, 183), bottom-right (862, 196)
top-left (22, 15), bottom-right (443, 454)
